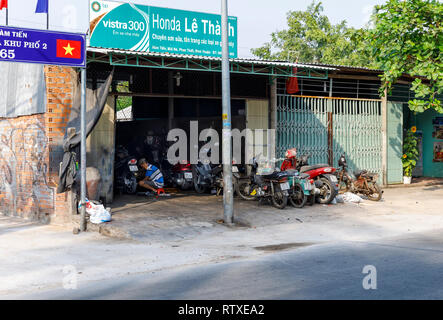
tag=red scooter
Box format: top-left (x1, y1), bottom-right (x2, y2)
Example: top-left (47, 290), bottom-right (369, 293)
top-left (171, 160), bottom-right (194, 190)
top-left (281, 149), bottom-right (338, 204)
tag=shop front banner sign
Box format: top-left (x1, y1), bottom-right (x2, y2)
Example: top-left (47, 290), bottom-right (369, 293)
top-left (89, 0), bottom-right (238, 58)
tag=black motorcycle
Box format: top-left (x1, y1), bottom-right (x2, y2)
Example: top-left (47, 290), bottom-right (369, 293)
top-left (193, 161), bottom-right (220, 193)
top-left (114, 146), bottom-right (139, 195)
top-left (193, 161), bottom-right (240, 195)
top-left (236, 158), bottom-right (290, 209)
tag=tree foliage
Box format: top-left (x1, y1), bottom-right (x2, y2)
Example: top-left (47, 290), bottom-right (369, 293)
top-left (367, 0), bottom-right (443, 113)
top-left (115, 81), bottom-right (132, 112)
top-left (251, 1), bottom-right (375, 67)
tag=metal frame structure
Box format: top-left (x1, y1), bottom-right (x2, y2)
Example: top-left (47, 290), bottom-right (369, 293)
top-left (87, 48), bottom-right (333, 79)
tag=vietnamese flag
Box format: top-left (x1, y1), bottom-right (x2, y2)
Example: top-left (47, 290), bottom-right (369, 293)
top-left (0, 0), bottom-right (7, 10)
top-left (56, 39), bottom-right (81, 59)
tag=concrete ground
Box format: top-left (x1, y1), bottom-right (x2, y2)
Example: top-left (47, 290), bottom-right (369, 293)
top-left (1, 185), bottom-right (442, 299)
top-left (92, 183), bottom-right (443, 242)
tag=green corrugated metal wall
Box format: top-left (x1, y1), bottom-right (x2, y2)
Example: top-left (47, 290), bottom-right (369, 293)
top-left (277, 96), bottom-right (329, 164)
top-left (332, 99), bottom-right (382, 178)
top-left (277, 95), bottom-right (383, 181)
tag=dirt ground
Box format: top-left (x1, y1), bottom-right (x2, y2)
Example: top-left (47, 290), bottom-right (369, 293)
top-left (88, 184), bottom-right (443, 242)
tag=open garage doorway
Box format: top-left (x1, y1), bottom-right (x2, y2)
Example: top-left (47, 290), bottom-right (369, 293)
top-left (106, 65), bottom-right (270, 202)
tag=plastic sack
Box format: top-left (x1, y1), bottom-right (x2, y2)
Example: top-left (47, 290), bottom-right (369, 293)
top-left (342, 192), bottom-right (364, 203)
top-left (79, 198), bottom-right (112, 224)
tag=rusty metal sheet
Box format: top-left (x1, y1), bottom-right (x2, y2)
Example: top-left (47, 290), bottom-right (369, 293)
top-left (0, 62), bottom-right (46, 118)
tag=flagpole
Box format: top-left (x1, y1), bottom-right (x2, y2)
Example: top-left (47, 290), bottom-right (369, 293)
top-left (46, 0), bottom-right (49, 29)
top-left (5, 8), bottom-right (8, 26)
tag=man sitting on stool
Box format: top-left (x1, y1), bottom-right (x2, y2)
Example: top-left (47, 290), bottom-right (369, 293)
top-left (138, 158), bottom-right (164, 195)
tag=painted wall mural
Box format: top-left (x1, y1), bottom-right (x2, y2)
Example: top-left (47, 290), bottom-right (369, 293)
top-left (0, 117), bottom-right (54, 220)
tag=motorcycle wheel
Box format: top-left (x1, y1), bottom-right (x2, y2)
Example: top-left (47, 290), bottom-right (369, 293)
top-left (236, 181), bottom-right (257, 201)
top-left (308, 194), bottom-right (315, 206)
top-left (271, 185), bottom-right (288, 209)
top-left (182, 182), bottom-right (193, 191)
top-left (289, 183), bottom-right (307, 208)
top-left (125, 176), bottom-right (137, 194)
top-left (232, 177), bottom-right (239, 196)
top-left (367, 182), bottom-right (382, 201)
top-left (193, 170), bottom-right (207, 194)
top-left (338, 180), bottom-right (350, 194)
top-left (316, 177), bottom-right (337, 204)
top-left (194, 181), bottom-right (206, 194)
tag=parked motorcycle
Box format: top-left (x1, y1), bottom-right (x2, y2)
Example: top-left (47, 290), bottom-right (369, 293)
top-left (193, 161), bottom-right (221, 193)
top-left (284, 170), bottom-right (315, 208)
top-left (280, 148), bottom-right (319, 208)
top-left (171, 160), bottom-right (194, 190)
top-left (193, 161), bottom-right (240, 195)
top-left (236, 158), bottom-right (290, 209)
top-left (294, 154), bottom-right (338, 204)
top-left (114, 145), bottom-right (139, 195)
top-left (336, 154), bottom-right (383, 201)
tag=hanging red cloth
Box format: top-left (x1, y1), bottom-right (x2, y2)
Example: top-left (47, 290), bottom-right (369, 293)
top-left (0, 0), bottom-right (7, 10)
top-left (286, 67), bottom-right (299, 94)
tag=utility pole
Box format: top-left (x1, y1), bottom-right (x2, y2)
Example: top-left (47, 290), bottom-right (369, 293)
top-left (80, 68), bottom-right (87, 232)
top-left (46, 4), bottom-right (49, 30)
top-left (221, 0), bottom-right (234, 224)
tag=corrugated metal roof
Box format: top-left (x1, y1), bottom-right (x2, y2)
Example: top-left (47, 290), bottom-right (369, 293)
top-left (298, 62), bottom-right (383, 72)
top-left (87, 46), bottom-right (337, 71)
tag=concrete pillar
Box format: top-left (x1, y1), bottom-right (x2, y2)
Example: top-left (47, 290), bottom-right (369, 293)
top-left (270, 78), bottom-right (278, 156)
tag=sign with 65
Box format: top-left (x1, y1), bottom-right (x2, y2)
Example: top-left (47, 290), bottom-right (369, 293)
top-left (0, 26), bottom-right (86, 67)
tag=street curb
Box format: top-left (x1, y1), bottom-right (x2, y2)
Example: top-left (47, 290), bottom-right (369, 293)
top-left (384, 182), bottom-right (443, 189)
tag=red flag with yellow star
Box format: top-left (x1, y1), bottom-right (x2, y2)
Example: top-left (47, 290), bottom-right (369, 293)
top-left (0, 0), bottom-right (7, 10)
top-left (56, 39), bottom-right (81, 59)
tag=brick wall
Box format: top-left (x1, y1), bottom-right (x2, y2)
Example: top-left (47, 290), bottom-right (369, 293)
top-left (0, 114), bottom-right (53, 221)
top-left (45, 66), bottom-right (77, 224)
top-left (0, 66), bottom-right (76, 224)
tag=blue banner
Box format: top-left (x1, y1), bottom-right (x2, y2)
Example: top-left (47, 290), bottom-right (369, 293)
top-left (0, 26), bottom-right (86, 67)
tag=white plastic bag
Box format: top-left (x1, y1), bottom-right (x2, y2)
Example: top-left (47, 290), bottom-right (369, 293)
top-left (342, 192), bottom-right (364, 203)
top-left (79, 199), bottom-right (112, 224)
top-left (335, 195), bottom-right (344, 203)
top-left (89, 205), bottom-right (111, 224)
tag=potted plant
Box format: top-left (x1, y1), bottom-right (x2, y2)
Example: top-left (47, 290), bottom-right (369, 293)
top-left (402, 126), bottom-right (419, 184)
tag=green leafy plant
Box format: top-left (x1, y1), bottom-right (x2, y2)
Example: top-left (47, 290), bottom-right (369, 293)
top-left (402, 127), bottom-right (419, 177)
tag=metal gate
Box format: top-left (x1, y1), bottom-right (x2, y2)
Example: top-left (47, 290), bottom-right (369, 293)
top-left (277, 95), bottom-right (383, 180)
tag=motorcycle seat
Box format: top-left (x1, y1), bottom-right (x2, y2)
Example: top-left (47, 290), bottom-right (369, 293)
top-left (285, 170), bottom-right (310, 180)
top-left (354, 170), bottom-right (367, 178)
top-left (260, 171), bottom-right (289, 180)
top-left (300, 164), bottom-right (330, 173)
